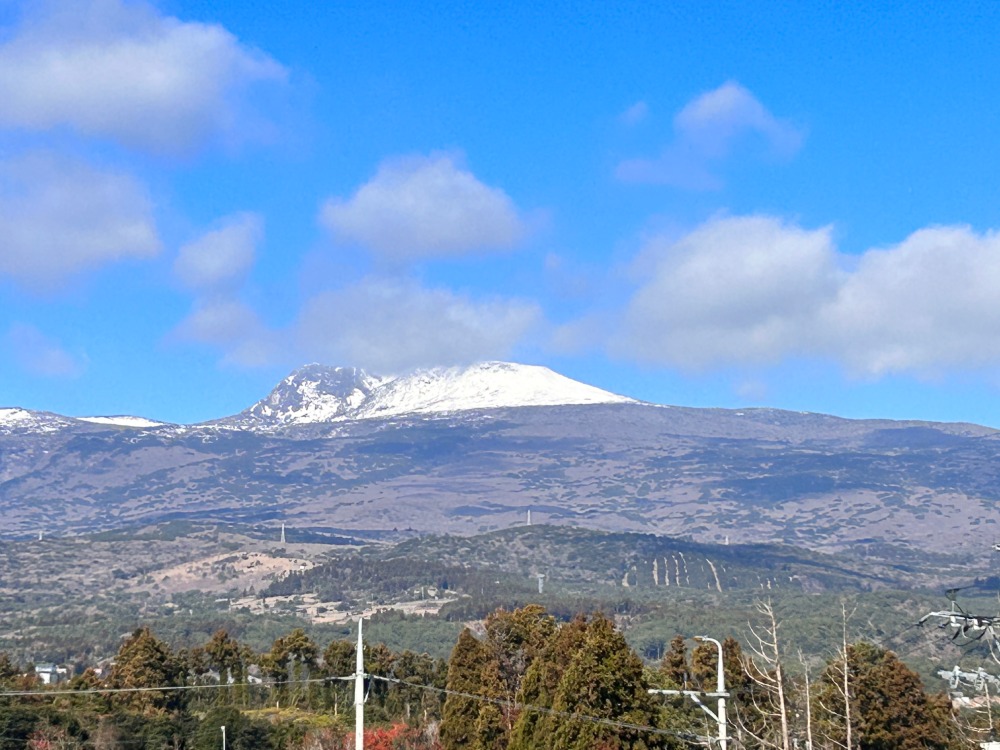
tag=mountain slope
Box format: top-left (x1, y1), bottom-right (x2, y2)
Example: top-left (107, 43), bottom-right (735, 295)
top-left (2, 363), bottom-right (1000, 566)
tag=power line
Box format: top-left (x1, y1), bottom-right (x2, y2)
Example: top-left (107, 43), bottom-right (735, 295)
top-left (0, 675), bottom-right (337, 698)
top-left (368, 673), bottom-right (702, 742)
top-left (0, 672), bottom-right (704, 744)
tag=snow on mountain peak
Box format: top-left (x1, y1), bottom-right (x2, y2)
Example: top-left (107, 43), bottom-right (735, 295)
top-left (354, 362), bottom-right (634, 419)
top-left (241, 364), bottom-right (392, 426)
top-left (235, 361), bottom-right (635, 428)
top-left (0, 407), bottom-right (33, 426)
top-left (0, 407), bottom-right (77, 434)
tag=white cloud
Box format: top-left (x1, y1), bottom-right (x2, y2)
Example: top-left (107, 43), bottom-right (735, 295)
top-left (619, 100), bottom-right (649, 126)
top-left (174, 212), bottom-right (261, 291)
top-left (170, 298), bottom-right (277, 368)
top-left (613, 216), bottom-right (1000, 378)
top-left (0, 151), bottom-right (161, 287)
top-left (6, 323), bottom-right (85, 377)
top-left (614, 215), bottom-right (838, 367)
top-left (0, 0), bottom-right (286, 153)
top-left (821, 226), bottom-right (1000, 376)
top-left (616, 81), bottom-right (804, 189)
top-left (320, 153), bottom-right (526, 261)
top-left (295, 278), bottom-right (541, 372)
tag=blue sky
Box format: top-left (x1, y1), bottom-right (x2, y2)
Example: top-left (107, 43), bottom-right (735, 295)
top-left (4, 1), bottom-right (1000, 426)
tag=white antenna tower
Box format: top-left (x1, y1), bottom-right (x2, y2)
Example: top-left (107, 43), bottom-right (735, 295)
top-left (280, 523), bottom-right (286, 545)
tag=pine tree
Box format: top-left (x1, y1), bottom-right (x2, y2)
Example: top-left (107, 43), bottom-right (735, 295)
top-left (107, 627), bottom-right (185, 715)
top-left (691, 641), bottom-right (717, 692)
top-left (660, 635), bottom-right (689, 688)
top-left (284, 628), bottom-right (319, 707)
top-left (205, 630), bottom-right (242, 685)
top-left (548, 614), bottom-right (667, 750)
top-left (481, 605), bottom-right (556, 743)
top-left (322, 639), bottom-right (355, 717)
top-left (815, 642), bottom-right (955, 750)
top-left (440, 629), bottom-right (491, 750)
top-left (0, 653), bottom-right (17, 686)
top-left (509, 615), bottom-right (590, 750)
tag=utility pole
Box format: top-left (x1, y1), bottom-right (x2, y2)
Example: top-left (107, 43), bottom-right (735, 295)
top-left (221, 725), bottom-right (226, 750)
top-left (697, 636), bottom-right (728, 750)
top-left (649, 635), bottom-right (728, 750)
top-left (355, 618), bottom-right (365, 750)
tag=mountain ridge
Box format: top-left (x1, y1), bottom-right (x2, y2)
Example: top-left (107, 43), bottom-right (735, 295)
top-left (3, 362), bottom-right (1000, 561)
top-left (3, 362), bottom-right (995, 436)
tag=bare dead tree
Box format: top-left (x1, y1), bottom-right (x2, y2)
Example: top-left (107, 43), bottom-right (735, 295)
top-left (816, 601), bottom-right (856, 750)
top-left (737, 599), bottom-right (792, 750)
top-left (797, 650), bottom-right (814, 750)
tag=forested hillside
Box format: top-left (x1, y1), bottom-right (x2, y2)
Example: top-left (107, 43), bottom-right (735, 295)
top-left (0, 604), bottom-right (977, 750)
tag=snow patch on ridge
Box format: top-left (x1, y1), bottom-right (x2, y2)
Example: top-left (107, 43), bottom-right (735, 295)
top-left (78, 416), bottom-right (169, 428)
top-left (0, 408), bottom-right (34, 426)
top-left (0, 407), bottom-right (77, 434)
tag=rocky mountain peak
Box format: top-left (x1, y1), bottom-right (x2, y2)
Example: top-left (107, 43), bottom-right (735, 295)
top-left (241, 364), bottom-right (390, 427)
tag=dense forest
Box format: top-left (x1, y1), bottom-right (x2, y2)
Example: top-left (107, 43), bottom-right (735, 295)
top-left (0, 602), bottom-right (986, 750)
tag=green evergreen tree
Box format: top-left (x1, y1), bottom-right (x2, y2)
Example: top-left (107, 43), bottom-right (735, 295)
top-left (192, 707), bottom-right (272, 750)
top-left (548, 614), bottom-right (668, 750)
top-left (815, 642), bottom-right (955, 750)
top-left (659, 636), bottom-right (688, 688)
top-left (509, 615), bottom-right (590, 750)
top-left (690, 641), bottom-right (717, 692)
top-left (479, 605), bottom-right (556, 745)
top-left (440, 629), bottom-right (490, 750)
top-left (0, 653), bottom-right (17, 686)
top-left (205, 630), bottom-right (242, 685)
top-left (0, 706), bottom-right (38, 750)
top-left (473, 658), bottom-right (507, 750)
top-left (107, 627), bottom-right (185, 715)
top-left (322, 639), bottom-right (356, 717)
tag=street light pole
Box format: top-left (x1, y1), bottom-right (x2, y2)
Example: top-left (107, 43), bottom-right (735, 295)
top-left (695, 636), bottom-right (728, 750)
top-left (649, 635), bottom-right (728, 750)
top-left (220, 725), bottom-right (226, 750)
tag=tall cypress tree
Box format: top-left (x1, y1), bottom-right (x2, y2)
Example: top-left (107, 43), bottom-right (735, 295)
top-left (815, 641), bottom-right (955, 750)
top-left (440, 629), bottom-right (491, 750)
top-left (509, 615), bottom-right (590, 750)
top-left (548, 614), bottom-right (668, 750)
top-left (660, 635), bottom-right (689, 688)
top-left (108, 627), bottom-right (185, 715)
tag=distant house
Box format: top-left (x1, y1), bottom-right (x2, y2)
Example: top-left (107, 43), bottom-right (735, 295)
top-left (34, 663), bottom-right (69, 685)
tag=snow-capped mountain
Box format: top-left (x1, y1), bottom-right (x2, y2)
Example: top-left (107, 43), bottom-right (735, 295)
top-left (4, 363), bottom-right (1000, 557)
top-left (226, 361), bottom-right (635, 429)
top-left (0, 407), bottom-right (79, 435)
top-left (351, 362), bottom-right (635, 419)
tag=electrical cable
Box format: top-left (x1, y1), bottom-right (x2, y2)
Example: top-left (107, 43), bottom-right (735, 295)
top-left (367, 673), bottom-right (704, 742)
